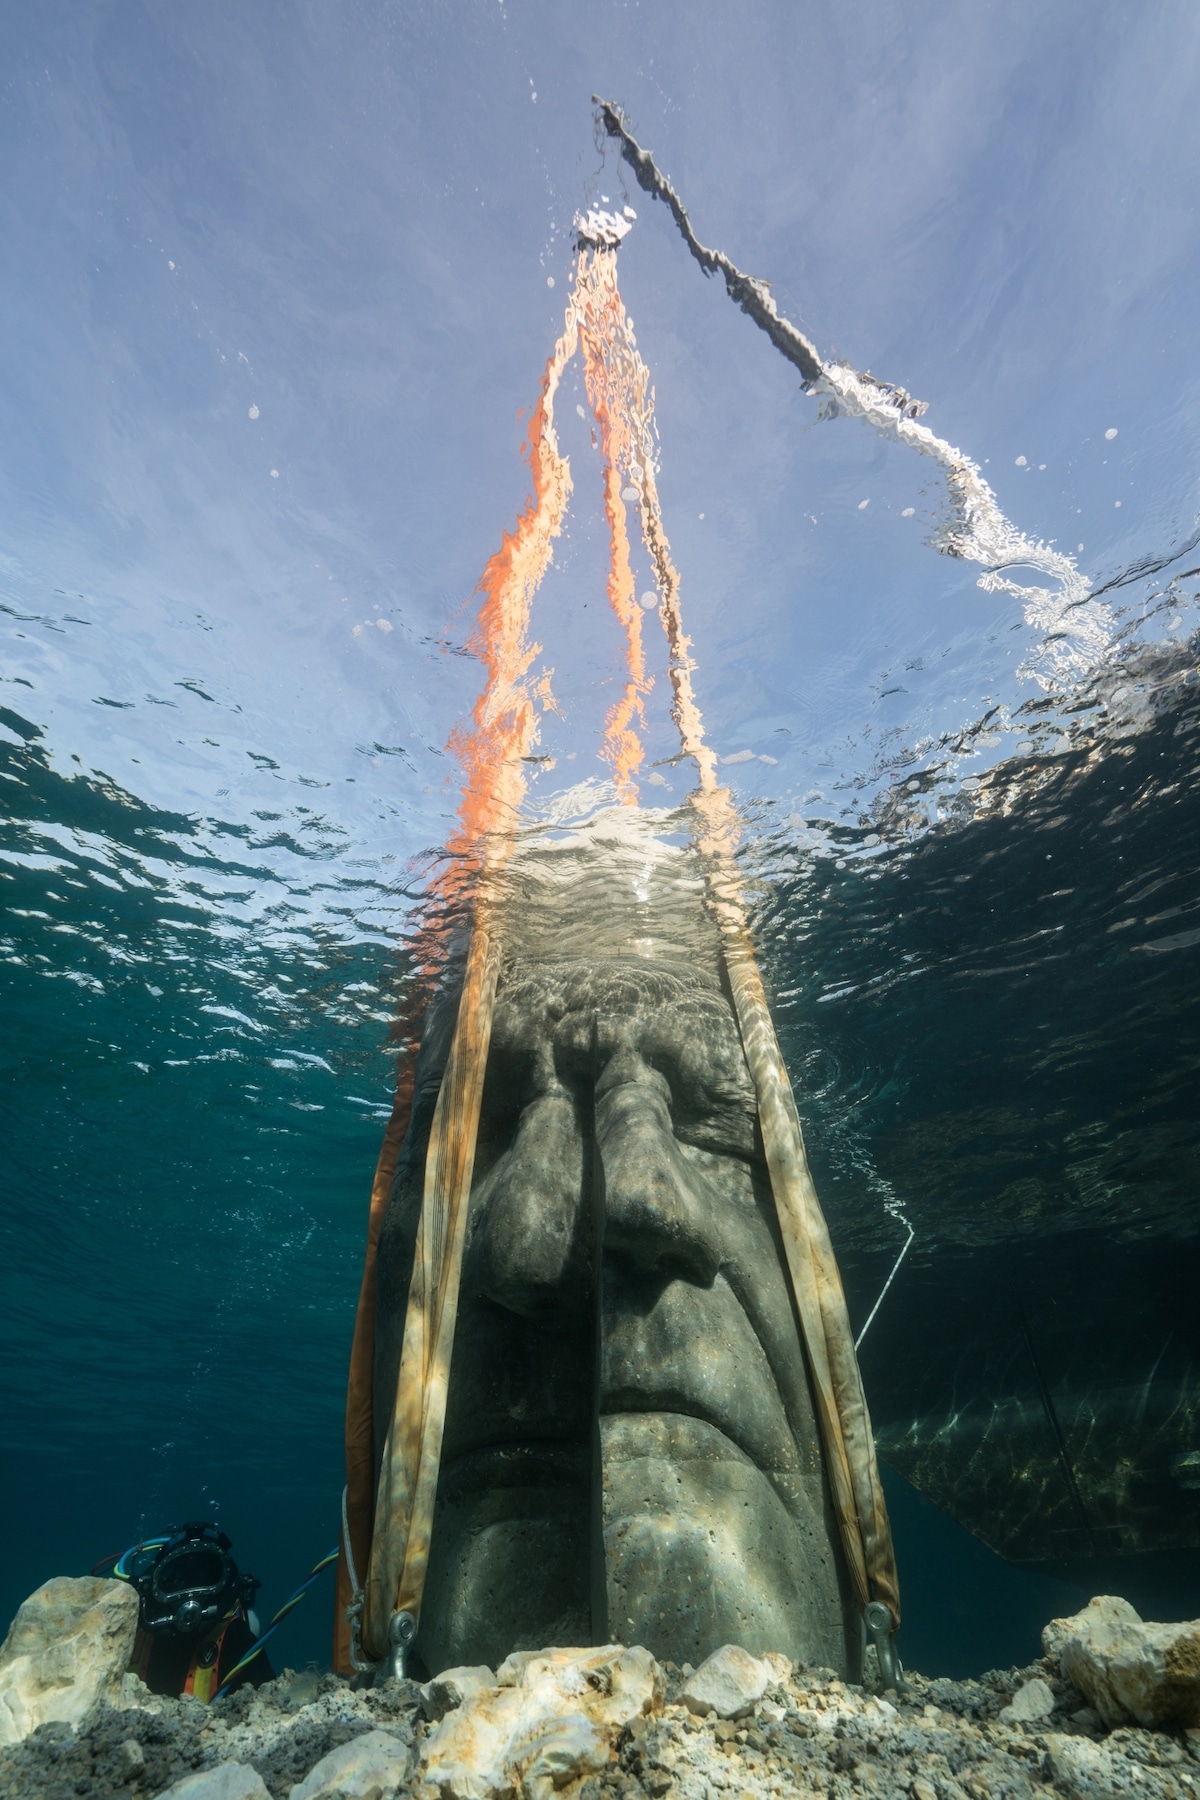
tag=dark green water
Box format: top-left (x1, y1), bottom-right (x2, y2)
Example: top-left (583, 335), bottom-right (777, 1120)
top-left (3, 633), bottom-right (1198, 1676)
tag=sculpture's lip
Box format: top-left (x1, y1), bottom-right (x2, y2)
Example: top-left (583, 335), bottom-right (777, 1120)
top-left (437, 1439), bottom-right (589, 1498)
top-left (437, 1410), bottom-right (775, 1503)
top-left (598, 1391), bottom-right (788, 1479)
top-left (599, 1272), bottom-right (804, 1483)
top-left (440, 1405), bottom-right (788, 1497)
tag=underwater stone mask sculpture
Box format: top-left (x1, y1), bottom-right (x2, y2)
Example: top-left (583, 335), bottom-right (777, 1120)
top-left (373, 953), bottom-right (859, 1679)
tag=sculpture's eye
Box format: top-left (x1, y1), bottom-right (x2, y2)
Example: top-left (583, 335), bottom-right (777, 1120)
top-left (637, 1002), bottom-right (758, 1160)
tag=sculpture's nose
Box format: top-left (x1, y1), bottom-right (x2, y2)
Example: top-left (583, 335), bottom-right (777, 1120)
top-left (595, 1048), bottom-right (721, 1288)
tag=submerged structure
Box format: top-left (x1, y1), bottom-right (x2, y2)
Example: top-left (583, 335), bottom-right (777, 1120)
top-left (333, 195), bottom-right (899, 1682)
top-left (376, 811), bottom-right (859, 1675)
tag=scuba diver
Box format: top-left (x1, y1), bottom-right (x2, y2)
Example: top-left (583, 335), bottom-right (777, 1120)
top-left (97, 1522), bottom-right (273, 1701)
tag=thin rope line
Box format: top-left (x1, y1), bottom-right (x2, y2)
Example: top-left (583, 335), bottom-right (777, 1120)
top-left (340, 1483), bottom-right (360, 1596)
top-left (854, 1224), bottom-right (915, 1351)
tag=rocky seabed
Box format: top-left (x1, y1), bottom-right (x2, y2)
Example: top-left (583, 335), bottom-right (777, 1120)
top-left (1, 1585), bottom-right (1199, 1800)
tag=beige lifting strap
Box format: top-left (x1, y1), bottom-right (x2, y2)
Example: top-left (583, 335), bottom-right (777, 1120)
top-left (707, 862), bottom-right (899, 1626)
top-left (360, 920), bottom-right (501, 1664)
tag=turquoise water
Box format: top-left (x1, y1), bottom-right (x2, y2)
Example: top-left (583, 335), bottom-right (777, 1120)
top-left (0, 723), bottom-right (398, 1668)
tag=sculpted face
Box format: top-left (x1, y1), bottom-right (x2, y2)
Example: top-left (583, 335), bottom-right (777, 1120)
top-left (374, 955), bottom-right (857, 1677)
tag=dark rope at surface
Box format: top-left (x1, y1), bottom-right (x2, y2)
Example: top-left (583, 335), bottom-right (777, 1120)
top-left (593, 96), bottom-right (825, 387)
top-left (592, 97), bottom-right (927, 424)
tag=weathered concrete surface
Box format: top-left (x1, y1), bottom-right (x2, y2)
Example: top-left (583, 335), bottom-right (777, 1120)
top-left (1045, 1596), bottom-right (1200, 1729)
top-left (0, 1577), bottom-right (140, 1746)
top-left (375, 942), bottom-right (858, 1676)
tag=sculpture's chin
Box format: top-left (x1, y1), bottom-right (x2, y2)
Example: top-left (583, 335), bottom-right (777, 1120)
top-left (418, 1416), bottom-right (854, 1679)
top-left (418, 1441), bottom-right (591, 1676)
top-left (600, 1411), bottom-right (858, 1677)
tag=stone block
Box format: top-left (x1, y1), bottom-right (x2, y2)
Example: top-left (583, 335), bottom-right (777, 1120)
top-left (679, 1645), bottom-right (771, 1719)
top-left (420, 1643), bottom-right (663, 1800)
top-left (0, 1576), bottom-right (140, 1747)
top-left (999, 1676), bottom-right (1055, 1724)
top-left (289, 1728), bottom-right (413, 1800)
top-left (1042, 1596), bottom-right (1141, 1670)
top-left (1061, 1607), bottom-right (1200, 1730)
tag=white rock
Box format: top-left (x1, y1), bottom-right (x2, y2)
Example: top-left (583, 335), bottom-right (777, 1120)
top-left (679, 1645), bottom-right (771, 1720)
top-left (289, 1729), bottom-right (413, 1800)
top-left (155, 1765), bottom-right (270, 1800)
top-left (999, 1676), bottom-right (1056, 1725)
top-left (420, 1643), bottom-right (663, 1800)
top-left (1043, 1595), bottom-right (1141, 1669)
top-left (420, 1666), bottom-right (496, 1722)
top-left (1050, 1597), bottom-right (1200, 1729)
top-left (760, 1651), bottom-right (792, 1688)
top-left (0, 1576), bottom-right (140, 1747)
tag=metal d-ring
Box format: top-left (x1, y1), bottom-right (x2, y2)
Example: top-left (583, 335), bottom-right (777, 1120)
top-left (386, 1609), bottom-right (417, 1682)
top-left (864, 1600), bottom-right (902, 1691)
